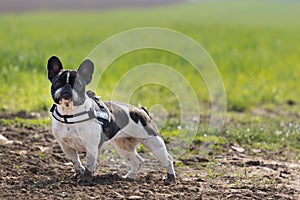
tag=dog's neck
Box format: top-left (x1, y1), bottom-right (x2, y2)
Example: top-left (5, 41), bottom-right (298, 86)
top-left (56, 94), bottom-right (93, 115)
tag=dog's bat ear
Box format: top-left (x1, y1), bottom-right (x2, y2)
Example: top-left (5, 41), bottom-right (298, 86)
top-left (47, 56), bottom-right (63, 81)
top-left (77, 59), bottom-right (94, 85)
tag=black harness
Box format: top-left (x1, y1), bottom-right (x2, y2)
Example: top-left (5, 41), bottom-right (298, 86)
top-left (50, 94), bottom-right (110, 125)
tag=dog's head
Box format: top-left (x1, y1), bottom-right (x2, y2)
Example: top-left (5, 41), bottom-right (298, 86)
top-left (47, 56), bottom-right (94, 109)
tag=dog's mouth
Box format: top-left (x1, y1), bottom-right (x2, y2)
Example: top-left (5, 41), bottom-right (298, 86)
top-left (59, 98), bottom-right (73, 108)
top-left (59, 94), bottom-right (74, 109)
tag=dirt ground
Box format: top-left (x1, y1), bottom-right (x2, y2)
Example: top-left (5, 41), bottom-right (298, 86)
top-left (1, 116), bottom-right (300, 200)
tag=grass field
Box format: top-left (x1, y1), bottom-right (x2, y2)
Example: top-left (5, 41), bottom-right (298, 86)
top-left (0, 0), bottom-right (300, 150)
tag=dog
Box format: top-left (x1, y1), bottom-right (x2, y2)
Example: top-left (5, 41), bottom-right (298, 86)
top-left (47, 56), bottom-right (176, 185)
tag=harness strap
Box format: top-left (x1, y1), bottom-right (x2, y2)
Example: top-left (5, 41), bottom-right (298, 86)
top-left (50, 101), bottom-right (109, 125)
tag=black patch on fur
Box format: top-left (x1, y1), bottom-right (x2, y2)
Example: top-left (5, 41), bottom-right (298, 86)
top-left (87, 92), bottom-right (158, 141)
top-left (129, 107), bottom-right (157, 136)
top-left (50, 70), bottom-right (86, 106)
top-left (129, 109), bottom-right (149, 126)
top-left (144, 126), bottom-right (157, 136)
top-left (102, 101), bottom-right (129, 140)
top-left (129, 111), bottom-right (139, 124)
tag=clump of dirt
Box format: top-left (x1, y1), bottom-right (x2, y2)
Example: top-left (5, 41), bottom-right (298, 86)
top-left (1, 123), bottom-right (299, 199)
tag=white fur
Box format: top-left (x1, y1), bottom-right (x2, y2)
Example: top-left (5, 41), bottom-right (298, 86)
top-left (54, 87), bottom-right (63, 100)
top-left (66, 71), bottom-right (70, 84)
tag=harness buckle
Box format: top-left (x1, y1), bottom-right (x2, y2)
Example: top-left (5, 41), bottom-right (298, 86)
top-left (94, 109), bottom-right (109, 121)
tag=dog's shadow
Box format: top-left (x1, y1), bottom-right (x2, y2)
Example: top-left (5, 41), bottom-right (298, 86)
top-left (8, 172), bottom-right (163, 191)
top-left (90, 173), bottom-right (144, 186)
top-left (91, 173), bottom-right (123, 185)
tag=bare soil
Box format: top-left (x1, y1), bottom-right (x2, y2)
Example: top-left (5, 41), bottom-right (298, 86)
top-left (1, 117), bottom-right (300, 200)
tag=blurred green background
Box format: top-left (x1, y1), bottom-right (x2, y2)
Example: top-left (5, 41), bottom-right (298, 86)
top-left (1, 0), bottom-right (299, 112)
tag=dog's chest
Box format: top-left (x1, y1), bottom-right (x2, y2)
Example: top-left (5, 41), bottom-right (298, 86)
top-left (53, 124), bottom-right (89, 152)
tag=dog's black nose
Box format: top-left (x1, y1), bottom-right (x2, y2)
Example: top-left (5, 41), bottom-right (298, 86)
top-left (60, 93), bottom-right (72, 100)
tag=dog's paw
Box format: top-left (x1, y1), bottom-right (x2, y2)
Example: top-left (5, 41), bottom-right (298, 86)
top-left (77, 169), bottom-right (93, 186)
top-left (163, 173), bottom-right (176, 185)
top-left (73, 172), bottom-right (83, 180)
top-left (72, 168), bottom-right (85, 180)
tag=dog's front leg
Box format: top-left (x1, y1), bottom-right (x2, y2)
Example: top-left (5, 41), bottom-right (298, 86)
top-left (60, 144), bottom-right (85, 179)
top-left (77, 147), bottom-right (98, 185)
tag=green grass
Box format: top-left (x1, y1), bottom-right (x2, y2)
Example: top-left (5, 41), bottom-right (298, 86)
top-left (0, 117), bottom-right (51, 129)
top-left (1, 1), bottom-right (300, 112)
top-left (0, 0), bottom-right (300, 151)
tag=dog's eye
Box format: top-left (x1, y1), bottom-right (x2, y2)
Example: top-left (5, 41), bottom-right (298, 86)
top-left (55, 82), bottom-right (63, 88)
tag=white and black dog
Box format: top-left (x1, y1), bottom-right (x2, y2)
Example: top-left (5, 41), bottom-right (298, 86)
top-left (47, 56), bottom-right (175, 185)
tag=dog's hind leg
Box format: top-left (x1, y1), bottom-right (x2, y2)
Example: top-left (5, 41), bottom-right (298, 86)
top-left (113, 137), bottom-right (144, 179)
top-left (141, 136), bottom-right (176, 183)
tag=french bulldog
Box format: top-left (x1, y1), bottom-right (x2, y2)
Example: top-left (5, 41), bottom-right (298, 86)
top-left (47, 56), bottom-right (176, 185)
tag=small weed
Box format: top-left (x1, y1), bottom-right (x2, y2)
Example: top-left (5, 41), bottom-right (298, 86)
top-left (39, 152), bottom-right (46, 159)
top-left (174, 161), bottom-right (185, 167)
top-left (102, 169), bottom-right (109, 174)
top-left (243, 163), bottom-right (247, 178)
top-left (206, 167), bottom-right (215, 179)
top-left (251, 174), bottom-right (258, 179)
top-left (205, 162), bottom-right (225, 179)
